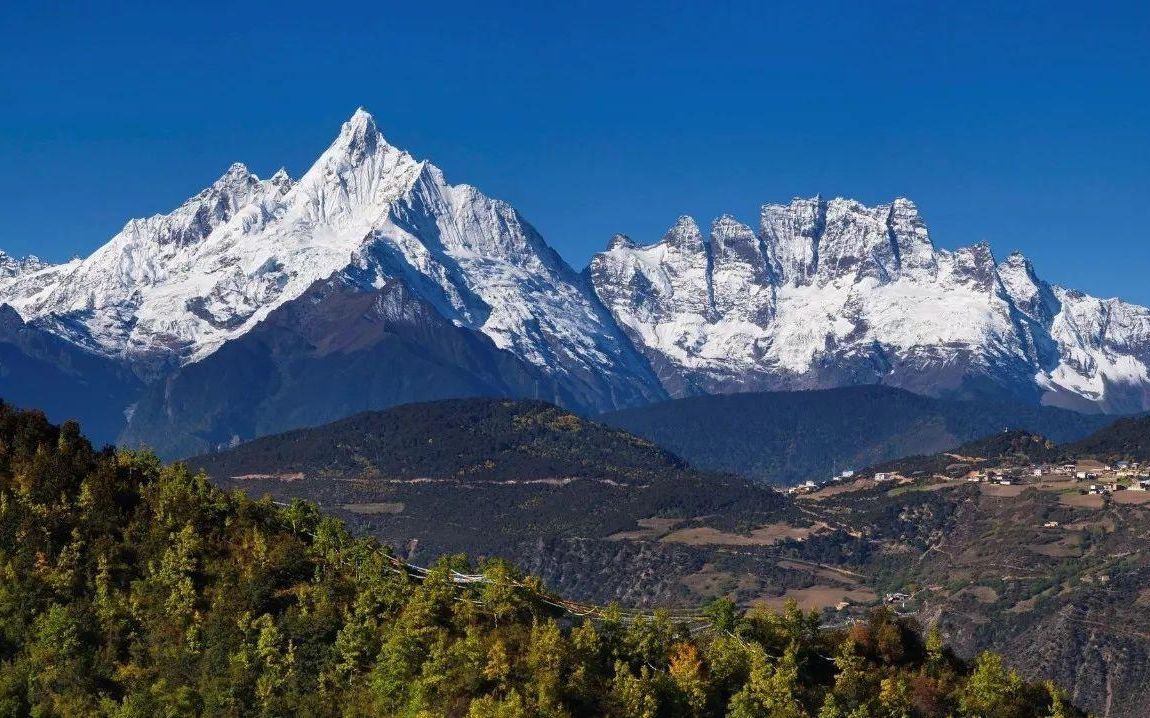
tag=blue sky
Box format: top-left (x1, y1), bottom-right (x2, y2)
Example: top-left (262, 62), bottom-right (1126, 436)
top-left (2, 1), bottom-right (1148, 302)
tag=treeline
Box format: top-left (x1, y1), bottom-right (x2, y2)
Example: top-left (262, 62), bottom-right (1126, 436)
top-left (0, 404), bottom-right (1078, 717)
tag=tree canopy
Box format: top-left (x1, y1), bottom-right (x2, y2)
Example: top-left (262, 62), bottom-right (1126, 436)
top-left (0, 403), bottom-right (1079, 717)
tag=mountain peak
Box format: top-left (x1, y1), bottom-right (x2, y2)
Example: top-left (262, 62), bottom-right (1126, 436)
top-left (347, 106), bottom-right (376, 130)
top-left (335, 108), bottom-right (384, 154)
top-left (970, 239), bottom-right (994, 255)
top-left (0, 251), bottom-right (51, 280)
top-left (789, 194), bottom-right (825, 208)
top-left (662, 215), bottom-right (704, 251)
top-left (607, 233), bottom-right (635, 250)
top-left (997, 250), bottom-right (1043, 295)
top-left (712, 214), bottom-right (751, 233)
top-left (267, 168), bottom-right (294, 194)
top-left (201, 163), bottom-right (259, 199)
top-left (212, 162), bottom-right (257, 189)
top-left (1000, 250), bottom-right (1033, 270)
top-left (710, 215), bottom-right (758, 250)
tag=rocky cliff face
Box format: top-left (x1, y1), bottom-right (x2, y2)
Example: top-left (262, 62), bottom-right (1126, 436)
top-left (589, 196), bottom-right (1150, 410)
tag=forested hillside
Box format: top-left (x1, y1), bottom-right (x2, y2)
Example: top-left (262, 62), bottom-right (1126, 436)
top-left (190, 398), bottom-right (794, 605)
top-left (1063, 413), bottom-right (1150, 461)
top-left (0, 403), bottom-right (1079, 716)
top-left (862, 430), bottom-right (1063, 479)
top-left (600, 386), bottom-right (1110, 485)
top-left (189, 398), bottom-right (701, 484)
top-left (861, 414), bottom-right (1150, 479)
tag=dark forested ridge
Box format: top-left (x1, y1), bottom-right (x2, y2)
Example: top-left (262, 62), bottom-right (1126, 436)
top-left (861, 413), bottom-right (1150, 479)
top-left (861, 430), bottom-right (1064, 479)
top-left (188, 397), bottom-right (699, 484)
top-left (0, 403), bottom-right (1080, 716)
top-left (188, 399), bottom-right (793, 594)
top-left (600, 386), bottom-right (1113, 485)
top-left (1063, 413), bottom-right (1150, 461)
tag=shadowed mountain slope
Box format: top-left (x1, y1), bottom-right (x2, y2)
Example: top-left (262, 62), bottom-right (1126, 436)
top-left (600, 385), bottom-right (1111, 484)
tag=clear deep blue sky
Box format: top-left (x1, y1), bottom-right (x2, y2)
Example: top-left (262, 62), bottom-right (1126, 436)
top-left (2, 1), bottom-right (1148, 302)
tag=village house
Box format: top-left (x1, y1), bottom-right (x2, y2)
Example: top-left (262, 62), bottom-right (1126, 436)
top-left (789, 479), bottom-right (820, 495)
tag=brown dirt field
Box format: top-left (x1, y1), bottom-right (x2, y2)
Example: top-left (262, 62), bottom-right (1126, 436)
top-left (607, 516), bottom-right (684, 540)
top-left (955, 585), bottom-right (999, 604)
top-left (1010, 595), bottom-right (1039, 613)
top-left (944, 452), bottom-right (985, 462)
top-left (1008, 585), bottom-right (1060, 613)
top-left (661, 522), bottom-right (828, 546)
top-left (799, 480), bottom-right (874, 500)
top-left (1061, 493), bottom-right (1105, 509)
top-left (679, 564), bottom-right (737, 596)
top-left (979, 484), bottom-right (1027, 498)
top-left (637, 517), bottom-right (682, 530)
top-left (232, 472), bottom-right (304, 482)
top-left (1137, 588), bottom-right (1150, 607)
top-left (754, 585), bottom-right (877, 612)
top-left (1065, 517), bottom-right (1116, 533)
top-left (1029, 540), bottom-right (1081, 558)
top-left (890, 481), bottom-right (959, 496)
top-left (1114, 491), bottom-right (1150, 505)
top-left (1075, 459), bottom-right (1109, 470)
top-left (339, 502), bottom-right (405, 514)
top-left (1035, 478), bottom-right (1076, 490)
top-left (776, 559), bottom-right (865, 585)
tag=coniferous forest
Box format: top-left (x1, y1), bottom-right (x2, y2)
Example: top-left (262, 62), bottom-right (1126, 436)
top-left (0, 404), bottom-right (1079, 717)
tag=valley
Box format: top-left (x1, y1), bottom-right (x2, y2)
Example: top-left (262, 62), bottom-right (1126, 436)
top-left (4, 5), bottom-right (1147, 716)
top-left (190, 400), bottom-right (1150, 717)
top-left (0, 401), bottom-right (1086, 717)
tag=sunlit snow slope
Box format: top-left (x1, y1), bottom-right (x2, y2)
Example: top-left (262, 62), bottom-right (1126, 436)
top-left (589, 197), bottom-right (1150, 412)
top-left (0, 110), bottom-right (663, 410)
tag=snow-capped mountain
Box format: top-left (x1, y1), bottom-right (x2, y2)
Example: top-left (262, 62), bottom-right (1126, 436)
top-left (0, 251), bottom-right (54, 280)
top-left (589, 196), bottom-right (1150, 413)
top-left (1, 110), bottom-right (1147, 455)
top-left (0, 109), bottom-right (663, 414)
